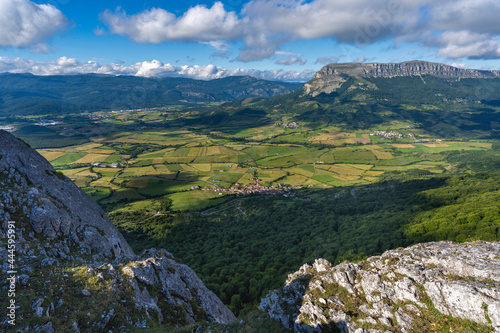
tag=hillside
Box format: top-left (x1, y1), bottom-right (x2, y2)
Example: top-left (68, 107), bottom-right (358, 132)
top-left (0, 130), bottom-right (236, 331)
top-left (194, 61), bottom-right (500, 138)
top-left (0, 74), bottom-right (302, 116)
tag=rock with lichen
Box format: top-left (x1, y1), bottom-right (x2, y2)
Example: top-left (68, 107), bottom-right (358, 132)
top-left (260, 241), bottom-right (500, 333)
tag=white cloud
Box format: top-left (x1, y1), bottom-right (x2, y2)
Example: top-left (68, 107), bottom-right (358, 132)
top-left (274, 51), bottom-right (307, 65)
top-left (93, 26), bottom-right (106, 36)
top-left (100, 0), bottom-right (500, 61)
top-left (0, 0), bottom-right (67, 51)
top-left (100, 2), bottom-right (240, 43)
top-left (436, 31), bottom-right (500, 59)
top-left (0, 57), bottom-right (314, 82)
top-left (353, 56), bottom-right (375, 63)
top-left (276, 57), bottom-right (306, 65)
top-left (451, 62), bottom-right (470, 69)
top-left (200, 40), bottom-right (230, 51)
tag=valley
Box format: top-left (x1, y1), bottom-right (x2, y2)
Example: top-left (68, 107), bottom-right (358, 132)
top-left (2, 62), bottom-right (500, 327)
top-left (2, 106), bottom-right (491, 214)
top-left (2, 99), bottom-right (499, 317)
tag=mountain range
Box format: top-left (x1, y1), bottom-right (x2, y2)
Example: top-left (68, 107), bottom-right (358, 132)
top-left (193, 61), bottom-right (500, 138)
top-left (0, 73), bottom-right (302, 116)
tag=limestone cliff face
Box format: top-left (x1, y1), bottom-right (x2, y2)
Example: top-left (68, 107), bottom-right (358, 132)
top-left (0, 130), bottom-right (236, 331)
top-left (0, 130), bottom-right (134, 260)
top-left (260, 241), bottom-right (500, 333)
top-left (302, 60), bottom-right (500, 97)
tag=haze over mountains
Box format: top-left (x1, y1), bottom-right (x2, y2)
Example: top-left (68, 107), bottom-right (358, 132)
top-left (0, 74), bottom-right (302, 116)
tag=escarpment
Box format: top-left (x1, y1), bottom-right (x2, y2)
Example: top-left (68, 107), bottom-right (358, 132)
top-left (302, 60), bottom-right (500, 97)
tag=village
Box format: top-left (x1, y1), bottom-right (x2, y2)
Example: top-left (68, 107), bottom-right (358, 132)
top-left (371, 130), bottom-right (417, 140)
top-left (198, 181), bottom-right (306, 198)
top-left (275, 121), bottom-right (299, 129)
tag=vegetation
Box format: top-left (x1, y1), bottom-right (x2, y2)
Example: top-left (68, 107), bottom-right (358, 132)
top-left (2, 72), bottom-right (500, 325)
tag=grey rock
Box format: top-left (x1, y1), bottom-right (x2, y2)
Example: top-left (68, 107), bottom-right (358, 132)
top-left (40, 322), bottom-right (54, 333)
top-left (71, 321), bottom-right (80, 333)
top-left (261, 241), bottom-right (500, 332)
top-left (81, 290), bottom-right (91, 296)
top-left (41, 258), bottom-right (59, 267)
top-left (97, 309), bottom-right (116, 329)
top-left (32, 298), bottom-right (44, 309)
top-left (35, 307), bottom-right (44, 317)
top-left (123, 249), bottom-right (237, 325)
top-left (55, 299), bottom-right (63, 308)
top-left (17, 274), bottom-right (29, 285)
top-left (0, 130), bottom-right (134, 259)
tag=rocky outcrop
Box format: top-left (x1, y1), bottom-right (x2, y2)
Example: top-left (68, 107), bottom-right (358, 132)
top-left (123, 249), bottom-right (237, 326)
top-left (0, 130), bottom-right (236, 331)
top-left (260, 241), bottom-right (500, 332)
top-left (0, 130), bottom-right (134, 260)
top-left (303, 60), bottom-right (500, 97)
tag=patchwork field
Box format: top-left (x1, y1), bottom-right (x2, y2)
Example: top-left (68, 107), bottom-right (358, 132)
top-left (28, 113), bottom-right (491, 214)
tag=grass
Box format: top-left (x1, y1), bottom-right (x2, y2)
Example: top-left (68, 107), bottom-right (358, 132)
top-left (168, 191), bottom-right (227, 211)
top-left (83, 186), bottom-right (112, 202)
top-left (51, 152), bottom-right (88, 166)
top-left (135, 178), bottom-right (208, 196)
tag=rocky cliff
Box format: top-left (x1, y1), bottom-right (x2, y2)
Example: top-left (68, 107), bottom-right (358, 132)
top-left (260, 241), bottom-right (500, 333)
top-left (302, 60), bottom-right (500, 97)
top-left (0, 130), bottom-right (236, 332)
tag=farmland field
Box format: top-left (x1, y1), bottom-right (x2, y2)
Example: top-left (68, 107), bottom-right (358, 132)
top-left (4, 107), bottom-right (492, 218)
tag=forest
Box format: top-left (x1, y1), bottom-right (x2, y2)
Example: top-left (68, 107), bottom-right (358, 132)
top-left (110, 146), bottom-right (500, 315)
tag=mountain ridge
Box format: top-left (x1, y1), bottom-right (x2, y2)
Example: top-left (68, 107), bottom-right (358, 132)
top-left (315, 61), bottom-right (500, 79)
top-left (0, 73), bottom-right (302, 116)
top-left (303, 60), bottom-right (500, 97)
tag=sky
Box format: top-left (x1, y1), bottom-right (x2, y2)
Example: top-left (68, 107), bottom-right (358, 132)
top-left (1, 0), bottom-right (500, 82)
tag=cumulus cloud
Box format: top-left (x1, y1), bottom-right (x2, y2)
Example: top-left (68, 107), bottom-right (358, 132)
top-left (100, 0), bottom-right (500, 61)
top-left (436, 31), bottom-right (500, 59)
top-left (275, 51), bottom-right (306, 65)
top-left (100, 2), bottom-right (239, 43)
top-left (0, 0), bottom-right (67, 52)
top-left (0, 57), bottom-right (314, 82)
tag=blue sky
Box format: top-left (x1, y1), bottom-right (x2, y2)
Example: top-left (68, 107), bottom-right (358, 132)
top-left (1, 0), bottom-right (500, 81)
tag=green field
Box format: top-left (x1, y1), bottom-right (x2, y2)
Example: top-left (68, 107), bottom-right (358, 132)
top-left (18, 109), bottom-right (492, 218)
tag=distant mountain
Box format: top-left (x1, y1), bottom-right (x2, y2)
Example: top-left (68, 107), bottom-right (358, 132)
top-left (0, 73), bottom-right (302, 116)
top-left (303, 60), bottom-right (500, 96)
top-left (196, 61), bottom-right (500, 138)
